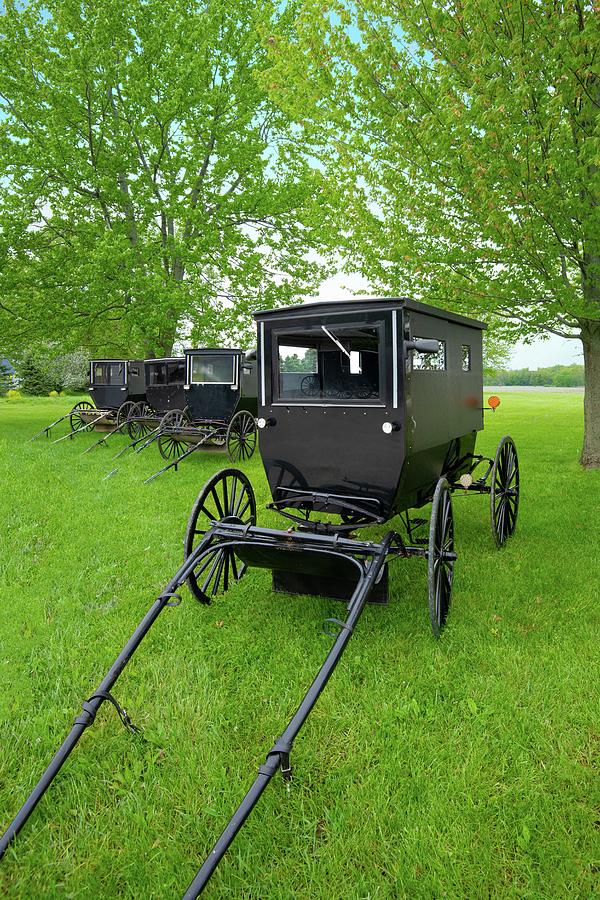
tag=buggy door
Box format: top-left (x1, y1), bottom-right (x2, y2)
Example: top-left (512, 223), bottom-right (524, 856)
top-left (90, 361), bottom-right (127, 410)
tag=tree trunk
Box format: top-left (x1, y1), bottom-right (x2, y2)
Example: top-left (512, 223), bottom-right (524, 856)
top-left (580, 319), bottom-right (600, 468)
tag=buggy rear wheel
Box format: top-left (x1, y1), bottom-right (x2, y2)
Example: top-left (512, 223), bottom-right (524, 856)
top-left (127, 402), bottom-right (154, 439)
top-left (158, 408), bottom-right (190, 460)
top-left (301, 374), bottom-right (320, 397)
top-left (184, 469), bottom-right (256, 603)
top-left (490, 436), bottom-right (519, 547)
top-left (226, 411), bottom-right (257, 463)
top-left (69, 400), bottom-right (95, 431)
top-left (428, 478), bottom-right (455, 638)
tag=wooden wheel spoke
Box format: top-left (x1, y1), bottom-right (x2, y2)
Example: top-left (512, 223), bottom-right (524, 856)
top-left (211, 486), bottom-right (225, 519)
top-left (237, 496), bottom-right (252, 521)
top-left (201, 549), bottom-right (224, 595)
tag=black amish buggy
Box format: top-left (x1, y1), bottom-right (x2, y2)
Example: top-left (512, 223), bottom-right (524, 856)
top-left (138, 347), bottom-right (259, 482)
top-left (30, 359), bottom-right (146, 444)
top-left (2, 299), bottom-right (520, 895)
top-left (87, 356), bottom-right (189, 451)
top-left (131, 356), bottom-right (188, 437)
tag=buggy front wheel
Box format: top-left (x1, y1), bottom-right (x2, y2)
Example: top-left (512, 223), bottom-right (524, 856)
top-left (127, 402), bottom-right (153, 439)
top-left (428, 478), bottom-right (455, 638)
top-left (226, 411), bottom-right (257, 462)
top-left (184, 469), bottom-right (256, 603)
top-left (158, 408), bottom-right (190, 460)
top-left (490, 436), bottom-right (519, 547)
top-left (69, 400), bottom-right (95, 431)
top-left (116, 400), bottom-right (137, 430)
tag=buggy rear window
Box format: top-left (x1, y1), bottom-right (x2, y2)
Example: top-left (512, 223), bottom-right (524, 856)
top-left (275, 325), bottom-right (382, 403)
top-left (149, 362), bottom-right (186, 385)
top-left (190, 354), bottom-right (235, 384)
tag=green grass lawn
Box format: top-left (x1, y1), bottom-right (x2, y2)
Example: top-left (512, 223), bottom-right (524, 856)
top-left (0, 393), bottom-right (598, 899)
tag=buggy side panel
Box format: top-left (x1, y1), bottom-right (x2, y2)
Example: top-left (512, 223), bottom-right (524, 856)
top-left (394, 310), bottom-right (483, 509)
top-left (146, 384), bottom-right (187, 413)
top-left (186, 384), bottom-right (241, 423)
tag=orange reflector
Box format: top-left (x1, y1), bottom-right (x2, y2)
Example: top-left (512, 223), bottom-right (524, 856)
top-left (487, 395), bottom-right (501, 410)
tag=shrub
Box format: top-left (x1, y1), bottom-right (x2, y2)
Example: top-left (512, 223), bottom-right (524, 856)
top-left (0, 361), bottom-right (14, 396)
top-left (7, 389), bottom-right (22, 401)
top-left (16, 349), bottom-right (90, 395)
top-left (49, 390), bottom-right (59, 397)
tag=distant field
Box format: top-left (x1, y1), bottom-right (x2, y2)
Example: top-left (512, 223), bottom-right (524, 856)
top-left (484, 385), bottom-right (584, 393)
top-left (0, 393), bottom-right (599, 899)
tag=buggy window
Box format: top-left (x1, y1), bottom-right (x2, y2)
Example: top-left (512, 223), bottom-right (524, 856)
top-left (149, 363), bottom-right (168, 385)
top-left (276, 325), bottom-right (381, 403)
top-left (190, 354), bottom-right (235, 384)
top-left (412, 339), bottom-right (446, 371)
top-left (167, 362), bottom-right (186, 383)
top-left (462, 345), bottom-right (471, 372)
top-left (107, 363), bottom-right (125, 384)
top-left (93, 362), bottom-right (125, 385)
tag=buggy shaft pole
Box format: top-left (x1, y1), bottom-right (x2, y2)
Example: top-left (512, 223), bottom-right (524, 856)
top-left (0, 537), bottom-right (212, 861)
top-left (182, 532), bottom-right (394, 898)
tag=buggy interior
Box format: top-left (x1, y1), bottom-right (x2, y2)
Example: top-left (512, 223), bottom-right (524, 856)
top-left (275, 325), bottom-right (381, 401)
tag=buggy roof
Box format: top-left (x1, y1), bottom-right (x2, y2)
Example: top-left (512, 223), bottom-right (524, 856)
top-left (184, 348), bottom-right (244, 356)
top-left (91, 358), bottom-right (144, 364)
top-left (144, 357), bottom-right (184, 364)
top-left (254, 298), bottom-right (486, 331)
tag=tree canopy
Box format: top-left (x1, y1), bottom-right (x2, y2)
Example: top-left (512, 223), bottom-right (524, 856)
top-left (264, 0), bottom-right (600, 463)
top-left (0, 0), bottom-right (335, 359)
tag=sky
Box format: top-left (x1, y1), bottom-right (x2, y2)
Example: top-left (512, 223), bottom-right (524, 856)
top-left (313, 271), bottom-right (583, 370)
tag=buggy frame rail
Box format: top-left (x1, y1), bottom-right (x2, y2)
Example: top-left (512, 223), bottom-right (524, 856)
top-left (51, 410), bottom-right (107, 444)
top-left (29, 412), bottom-right (76, 441)
top-left (143, 426), bottom-right (227, 484)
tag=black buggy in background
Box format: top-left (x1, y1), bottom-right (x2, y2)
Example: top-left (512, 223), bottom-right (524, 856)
top-left (139, 348), bottom-right (258, 482)
top-left (99, 356), bottom-right (188, 445)
top-left (30, 359), bottom-right (147, 443)
top-left (3, 299), bottom-right (520, 896)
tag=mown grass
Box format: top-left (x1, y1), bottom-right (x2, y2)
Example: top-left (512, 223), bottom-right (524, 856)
top-left (0, 393), bottom-right (598, 899)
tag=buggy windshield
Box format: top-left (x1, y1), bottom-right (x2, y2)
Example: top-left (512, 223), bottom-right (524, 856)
top-left (275, 325), bottom-right (381, 403)
top-left (92, 362), bottom-right (125, 385)
top-left (190, 354), bottom-right (235, 385)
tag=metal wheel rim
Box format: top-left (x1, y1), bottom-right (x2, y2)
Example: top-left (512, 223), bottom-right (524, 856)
top-left (428, 479), bottom-right (454, 638)
top-left (184, 468), bottom-right (256, 603)
top-left (227, 412), bottom-right (257, 462)
top-left (490, 436), bottom-right (519, 547)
